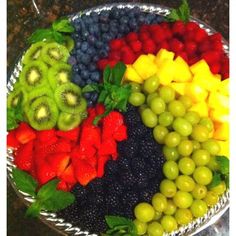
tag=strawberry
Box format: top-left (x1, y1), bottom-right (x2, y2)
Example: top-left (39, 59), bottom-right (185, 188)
top-left (99, 138), bottom-right (117, 158)
top-left (139, 31), bottom-right (150, 42)
top-left (129, 40), bottom-right (142, 53)
top-left (126, 32), bottom-right (138, 42)
top-left (176, 51), bottom-right (188, 63)
top-left (210, 62), bottom-right (221, 74)
top-left (80, 125), bottom-right (101, 148)
top-left (121, 48), bottom-right (136, 64)
top-left (46, 153), bottom-right (70, 176)
top-left (59, 164), bottom-right (77, 184)
top-left (184, 41), bottom-right (197, 55)
top-left (185, 22), bottom-right (199, 31)
top-left (169, 38), bottom-right (184, 53)
top-left (113, 125), bottom-right (127, 141)
top-left (56, 127), bottom-right (80, 142)
top-left (142, 39), bottom-right (156, 54)
top-left (14, 140), bottom-right (34, 171)
top-left (7, 130), bottom-right (20, 149)
top-left (95, 103), bottom-right (105, 116)
top-left (15, 122), bottom-right (36, 144)
top-left (172, 20), bottom-right (185, 35)
top-left (74, 159), bottom-right (97, 186)
top-left (97, 58), bottom-right (109, 70)
top-left (57, 180), bottom-right (70, 192)
top-left (36, 162), bottom-right (56, 185)
top-left (97, 155), bottom-right (110, 177)
top-left (37, 129), bottom-right (56, 143)
top-left (194, 28), bottom-right (208, 43)
top-left (82, 107), bottom-right (96, 126)
top-left (109, 39), bottom-right (124, 50)
top-left (71, 144), bottom-right (97, 162)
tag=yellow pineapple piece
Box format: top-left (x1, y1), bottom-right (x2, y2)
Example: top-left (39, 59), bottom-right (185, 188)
top-left (216, 140), bottom-right (229, 157)
top-left (218, 78), bottom-right (229, 96)
top-left (189, 102), bottom-right (209, 117)
top-left (190, 59), bottom-right (211, 75)
top-left (173, 56), bottom-right (192, 82)
top-left (155, 49), bottom-right (175, 67)
top-left (170, 82), bottom-right (188, 95)
top-left (185, 83), bottom-right (208, 103)
top-left (148, 54), bottom-right (156, 61)
top-left (123, 65), bottom-right (143, 84)
top-left (213, 122), bottom-right (229, 141)
top-left (208, 92), bottom-right (229, 109)
top-left (210, 108), bottom-right (229, 123)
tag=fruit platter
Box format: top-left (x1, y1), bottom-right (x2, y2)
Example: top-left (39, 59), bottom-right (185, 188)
top-left (7, 1), bottom-right (229, 235)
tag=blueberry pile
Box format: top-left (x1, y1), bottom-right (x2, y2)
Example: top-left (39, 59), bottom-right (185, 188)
top-left (57, 105), bottom-right (165, 233)
top-left (69, 6), bottom-right (164, 106)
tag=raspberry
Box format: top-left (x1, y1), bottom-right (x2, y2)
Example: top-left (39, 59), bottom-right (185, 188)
top-left (159, 41), bottom-right (170, 51)
top-left (209, 33), bottom-right (222, 42)
top-left (195, 28), bottom-right (208, 43)
top-left (121, 48), bottom-right (136, 64)
top-left (164, 28), bottom-right (173, 40)
top-left (212, 40), bottom-right (223, 51)
top-left (126, 32), bottom-right (138, 42)
top-left (198, 40), bottom-right (211, 53)
top-left (186, 21), bottom-right (199, 31)
top-left (129, 40), bottom-right (142, 52)
top-left (160, 22), bottom-right (170, 29)
top-left (176, 51), bottom-right (188, 63)
top-left (142, 38), bottom-right (156, 54)
top-left (108, 51), bottom-right (121, 60)
top-left (184, 41), bottom-right (197, 55)
top-left (152, 26), bottom-right (166, 43)
top-left (172, 20), bottom-right (185, 35)
top-left (109, 39), bottom-right (124, 50)
top-left (139, 31), bottom-right (150, 41)
top-left (188, 56), bottom-right (199, 65)
top-left (169, 38), bottom-right (184, 53)
top-left (201, 51), bottom-right (221, 64)
top-left (97, 58), bottom-right (109, 70)
top-left (210, 62), bottom-right (221, 74)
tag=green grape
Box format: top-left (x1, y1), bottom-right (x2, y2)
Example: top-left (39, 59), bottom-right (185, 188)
top-left (193, 166), bottom-right (213, 185)
top-left (147, 92), bottom-right (159, 106)
top-left (159, 86), bottom-right (175, 103)
top-left (201, 139), bottom-right (221, 155)
top-left (173, 117), bottom-right (192, 136)
top-left (192, 140), bottom-right (201, 151)
top-left (190, 199), bottom-right (208, 217)
top-left (168, 100), bottom-right (186, 117)
top-left (175, 175), bottom-right (195, 192)
top-left (191, 124), bottom-right (209, 142)
top-left (153, 211), bottom-right (162, 220)
top-left (163, 160), bottom-right (179, 180)
top-left (203, 191), bottom-right (219, 206)
top-left (207, 156), bottom-right (220, 171)
top-left (141, 108), bottom-right (158, 128)
top-left (163, 200), bottom-right (177, 215)
top-left (160, 179), bottom-right (177, 198)
top-left (147, 222), bottom-right (164, 236)
top-left (210, 181), bottom-right (226, 195)
top-left (177, 140), bottom-right (193, 156)
top-left (159, 111), bottom-right (174, 127)
top-left (152, 193), bottom-right (168, 212)
top-left (191, 184), bottom-right (207, 199)
top-left (129, 92), bottom-right (146, 106)
top-left (173, 191), bottom-right (193, 208)
top-left (199, 117), bottom-right (214, 132)
top-left (163, 146), bottom-right (180, 161)
top-left (178, 157), bottom-right (196, 175)
top-left (150, 97), bottom-right (166, 115)
top-left (134, 203), bottom-right (155, 223)
top-left (143, 75), bottom-right (160, 94)
top-left (184, 111), bottom-right (200, 125)
top-left (175, 208), bottom-right (193, 225)
top-left (179, 95), bottom-right (192, 109)
top-left (161, 215), bottom-right (178, 232)
top-left (130, 82), bottom-right (141, 92)
top-left (164, 132), bottom-right (181, 147)
top-left (133, 219), bottom-right (147, 235)
top-left (139, 104), bottom-right (148, 114)
top-left (192, 149), bottom-right (210, 166)
top-left (153, 125), bottom-right (169, 144)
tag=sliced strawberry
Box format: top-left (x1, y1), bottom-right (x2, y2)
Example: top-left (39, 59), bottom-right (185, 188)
top-left (36, 162), bottom-right (56, 185)
top-left (15, 122), bottom-right (36, 144)
top-left (56, 127), bottom-right (80, 142)
top-left (46, 153), bottom-right (70, 176)
top-left (97, 155), bottom-right (110, 178)
top-left (113, 125), bottom-right (128, 141)
top-left (59, 164), bottom-right (77, 184)
top-left (95, 103), bottom-right (105, 116)
top-left (99, 138), bottom-right (117, 158)
top-left (7, 130), bottom-right (20, 149)
top-left (74, 159), bottom-right (97, 186)
top-left (86, 154), bottom-right (97, 168)
top-left (37, 129), bottom-right (56, 143)
top-left (80, 125), bottom-right (101, 148)
top-left (14, 140), bottom-right (34, 171)
top-left (57, 180), bottom-right (70, 191)
top-left (71, 144), bottom-right (97, 162)
top-left (82, 107), bottom-right (96, 126)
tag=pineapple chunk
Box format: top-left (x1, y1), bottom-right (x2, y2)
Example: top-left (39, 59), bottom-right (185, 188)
top-left (213, 122), bottom-right (229, 141)
top-left (208, 92), bottom-right (229, 109)
top-left (148, 54), bottom-right (156, 61)
top-left (210, 108), bottom-right (229, 123)
top-left (218, 78), bottom-right (229, 96)
top-left (190, 59), bottom-right (211, 75)
top-left (170, 82), bottom-right (188, 95)
top-left (173, 56), bottom-right (192, 82)
top-left (124, 65), bottom-right (143, 84)
top-left (189, 102), bottom-right (208, 117)
top-left (185, 83), bottom-right (208, 103)
top-left (216, 140), bottom-right (229, 157)
top-left (155, 49), bottom-right (175, 67)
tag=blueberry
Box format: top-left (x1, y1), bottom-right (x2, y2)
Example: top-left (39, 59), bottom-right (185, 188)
top-left (81, 70), bottom-right (90, 79)
top-left (83, 92), bottom-right (91, 99)
top-left (86, 79), bottom-right (92, 84)
top-left (120, 16), bottom-right (129, 25)
top-left (91, 71), bottom-right (100, 82)
top-left (87, 47), bottom-right (96, 56)
top-left (75, 41), bottom-right (82, 48)
top-left (87, 35), bottom-right (96, 44)
top-left (80, 54), bottom-right (91, 65)
top-left (91, 93), bottom-right (98, 102)
top-left (72, 74), bottom-right (82, 85)
top-left (77, 63), bottom-right (86, 71)
top-left (138, 14), bottom-right (146, 24)
top-left (101, 23), bottom-right (109, 33)
top-left (81, 30), bottom-right (89, 40)
top-left (90, 12), bottom-right (99, 22)
top-left (110, 7), bottom-right (120, 18)
top-left (87, 100), bottom-right (94, 107)
top-left (93, 55), bottom-right (99, 62)
top-left (72, 65), bottom-right (79, 72)
top-left (88, 64), bottom-right (97, 72)
top-left (102, 33), bottom-right (112, 42)
top-left (68, 56), bottom-right (77, 66)
top-left (95, 40), bottom-right (103, 49)
top-left (81, 41), bottom-right (89, 52)
top-left (99, 10), bottom-right (110, 23)
top-left (99, 49), bottom-right (108, 57)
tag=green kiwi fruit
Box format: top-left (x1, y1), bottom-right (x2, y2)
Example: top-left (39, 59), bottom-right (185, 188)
top-left (63, 36), bottom-right (75, 52)
top-left (27, 96), bottom-right (59, 130)
top-left (54, 82), bottom-right (87, 114)
top-left (48, 63), bottom-right (72, 90)
top-left (23, 42), bottom-right (46, 65)
top-left (19, 60), bottom-right (48, 91)
top-left (7, 86), bottom-right (28, 108)
top-left (27, 86), bottom-right (54, 105)
top-left (57, 112), bottom-right (81, 131)
top-left (41, 42), bottom-right (69, 66)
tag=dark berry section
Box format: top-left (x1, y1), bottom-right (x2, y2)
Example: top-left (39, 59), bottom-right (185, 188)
top-left (57, 105), bottom-right (165, 234)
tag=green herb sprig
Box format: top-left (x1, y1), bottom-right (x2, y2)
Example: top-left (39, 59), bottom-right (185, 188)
top-left (165, 0), bottom-right (190, 23)
top-left (12, 168), bottom-right (75, 218)
top-left (208, 156), bottom-right (229, 189)
top-left (103, 215), bottom-right (137, 236)
top-left (28, 17), bottom-right (74, 44)
top-left (82, 62), bottom-right (131, 125)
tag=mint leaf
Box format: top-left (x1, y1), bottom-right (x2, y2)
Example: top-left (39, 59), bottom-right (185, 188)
top-left (103, 65), bottom-right (112, 84)
top-left (25, 201), bottom-right (42, 218)
top-left (12, 168), bottom-right (38, 197)
top-left (28, 28), bottom-right (54, 44)
top-left (37, 179), bottom-right (59, 200)
top-left (105, 216), bottom-right (133, 229)
top-left (82, 84), bottom-right (99, 93)
top-left (52, 31), bottom-right (65, 44)
top-left (52, 17), bottom-right (75, 33)
top-left (216, 156), bottom-right (229, 175)
top-left (112, 62), bottom-right (126, 85)
top-left (208, 172), bottom-right (222, 189)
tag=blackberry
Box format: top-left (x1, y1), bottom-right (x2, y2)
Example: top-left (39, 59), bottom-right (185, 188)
top-left (87, 178), bottom-right (104, 194)
top-left (117, 156), bottom-right (131, 170)
top-left (134, 171), bottom-right (149, 189)
top-left (72, 184), bottom-right (88, 201)
top-left (105, 160), bottom-right (118, 175)
top-left (145, 163), bottom-right (158, 179)
top-left (131, 156), bottom-right (146, 172)
top-left (122, 190), bottom-right (139, 209)
top-left (118, 137), bottom-right (139, 159)
top-left (89, 194), bottom-right (105, 206)
top-left (107, 181), bottom-right (124, 196)
top-left (106, 194), bottom-right (120, 210)
top-left (120, 170), bottom-right (136, 188)
top-left (139, 187), bottom-right (156, 203)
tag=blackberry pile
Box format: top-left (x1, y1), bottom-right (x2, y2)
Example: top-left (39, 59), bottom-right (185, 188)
top-left (57, 105), bottom-right (165, 234)
top-left (69, 6), bottom-right (163, 106)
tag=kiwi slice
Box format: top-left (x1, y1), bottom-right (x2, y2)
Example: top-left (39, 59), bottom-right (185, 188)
top-left (54, 82), bottom-right (87, 114)
top-left (27, 86), bottom-right (54, 105)
top-left (23, 42), bottom-right (46, 65)
top-left (57, 112), bottom-right (81, 131)
top-left (28, 96), bottom-right (59, 130)
top-left (48, 63), bottom-right (72, 90)
top-left (19, 60), bottom-right (48, 91)
top-left (63, 36), bottom-right (75, 52)
top-left (41, 42), bottom-right (69, 66)
top-left (7, 86), bottom-right (28, 108)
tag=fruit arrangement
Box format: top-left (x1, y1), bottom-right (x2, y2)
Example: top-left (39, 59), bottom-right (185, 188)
top-left (7, 1), bottom-right (229, 235)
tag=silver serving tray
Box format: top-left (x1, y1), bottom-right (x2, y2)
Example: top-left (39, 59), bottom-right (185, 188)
top-left (7, 3), bottom-right (229, 236)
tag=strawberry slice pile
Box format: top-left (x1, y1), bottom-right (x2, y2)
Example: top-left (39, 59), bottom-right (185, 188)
top-left (7, 105), bottom-right (127, 191)
top-left (97, 21), bottom-right (229, 79)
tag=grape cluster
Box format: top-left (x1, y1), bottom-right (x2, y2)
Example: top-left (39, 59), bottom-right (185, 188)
top-left (69, 6), bottom-right (163, 106)
top-left (57, 105), bottom-right (165, 233)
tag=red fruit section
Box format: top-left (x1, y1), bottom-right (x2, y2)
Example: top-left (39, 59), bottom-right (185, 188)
top-left (8, 104), bottom-right (127, 191)
top-left (97, 21), bottom-right (229, 79)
